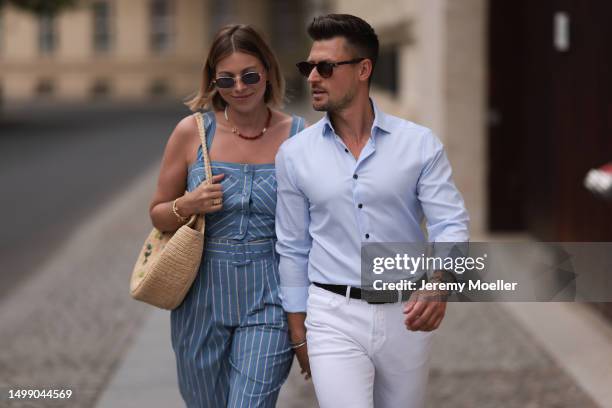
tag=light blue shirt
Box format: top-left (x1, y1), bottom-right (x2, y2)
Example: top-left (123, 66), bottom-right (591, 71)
top-left (275, 100), bottom-right (470, 312)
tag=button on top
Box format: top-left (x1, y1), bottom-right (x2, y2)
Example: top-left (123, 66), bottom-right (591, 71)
top-left (365, 233), bottom-right (370, 239)
top-left (358, 203), bottom-right (363, 209)
top-left (344, 148), bottom-right (349, 153)
top-left (353, 174), bottom-right (358, 179)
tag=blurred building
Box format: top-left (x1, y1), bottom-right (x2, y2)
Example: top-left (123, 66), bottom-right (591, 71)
top-left (330, 0), bottom-right (612, 241)
top-left (0, 0), bottom-right (310, 103)
top-left (0, 0), bottom-right (207, 101)
top-left (2, 0), bottom-right (610, 242)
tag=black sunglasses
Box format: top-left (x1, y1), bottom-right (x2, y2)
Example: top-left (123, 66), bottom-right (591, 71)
top-left (296, 58), bottom-right (365, 79)
top-left (213, 72), bottom-right (261, 89)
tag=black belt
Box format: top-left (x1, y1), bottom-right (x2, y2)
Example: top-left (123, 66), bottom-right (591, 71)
top-left (313, 282), bottom-right (412, 304)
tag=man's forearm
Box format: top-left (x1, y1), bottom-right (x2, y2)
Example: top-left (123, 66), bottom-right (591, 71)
top-left (287, 312), bottom-right (307, 342)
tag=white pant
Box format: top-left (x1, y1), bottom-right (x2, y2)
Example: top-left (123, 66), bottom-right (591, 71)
top-left (305, 284), bottom-right (435, 408)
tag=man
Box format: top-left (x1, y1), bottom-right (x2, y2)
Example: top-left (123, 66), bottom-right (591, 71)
top-left (275, 14), bottom-right (469, 408)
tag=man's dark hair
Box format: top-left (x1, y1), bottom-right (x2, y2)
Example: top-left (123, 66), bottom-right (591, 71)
top-left (307, 14), bottom-right (379, 71)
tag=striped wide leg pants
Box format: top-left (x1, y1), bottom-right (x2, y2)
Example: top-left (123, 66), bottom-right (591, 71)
top-left (170, 238), bottom-right (293, 408)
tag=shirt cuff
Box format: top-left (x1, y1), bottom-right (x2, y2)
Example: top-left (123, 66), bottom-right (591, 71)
top-left (279, 285), bottom-right (309, 313)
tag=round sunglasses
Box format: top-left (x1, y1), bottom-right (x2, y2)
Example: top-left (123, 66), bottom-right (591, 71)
top-left (213, 72), bottom-right (261, 89)
top-left (296, 58), bottom-right (365, 79)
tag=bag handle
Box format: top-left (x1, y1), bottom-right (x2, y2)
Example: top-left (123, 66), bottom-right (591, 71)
top-left (187, 112), bottom-right (214, 234)
top-left (194, 112), bottom-right (214, 182)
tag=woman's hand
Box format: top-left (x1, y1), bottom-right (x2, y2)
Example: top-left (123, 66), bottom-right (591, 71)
top-left (287, 312), bottom-right (311, 380)
top-left (178, 174), bottom-right (225, 215)
top-left (293, 342), bottom-right (311, 380)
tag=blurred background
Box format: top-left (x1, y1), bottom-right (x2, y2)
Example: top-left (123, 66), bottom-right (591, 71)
top-left (0, 0), bottom-right (611, 407)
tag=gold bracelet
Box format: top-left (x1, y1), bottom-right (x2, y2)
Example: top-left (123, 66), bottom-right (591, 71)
top-left (290, 340), bottom-right (307, 350)
top-left (172, 198), bottom-right (188, 223)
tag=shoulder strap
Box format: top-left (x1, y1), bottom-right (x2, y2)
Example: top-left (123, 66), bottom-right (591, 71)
top-left (204, 111), bottom-right (216, 151)
top-left (289, 115), bottom-right (305, 138)
top-left (297, 116), bottom-right (306, 133)
top-left (194, 112), bottom-right (213, 183)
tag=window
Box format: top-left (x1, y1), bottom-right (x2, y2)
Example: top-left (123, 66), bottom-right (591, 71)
top-left (210, 0), bottom-right (232, 39)
top-left (372, 45), bottom-right (399, 96)
top-left (39, 15), bottom-right (57, 55)
top-left (150, 0), bottom-right (173, 53)
top-left (36, 79), bottom-right (55, 96)
top-left (91, 79), bottom-right (111, 98)
top-left (269, 0), bottom-right (302, 53)
top-left (149, 79), bottom-right (169, 97)
top-left (93, 0), bottom-right (112, 53)
top-left (267, 0), bottom-right (308, 99)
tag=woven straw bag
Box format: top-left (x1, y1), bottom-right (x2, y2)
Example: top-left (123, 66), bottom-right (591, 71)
top-left (130, 112), bottom-right (213, 310)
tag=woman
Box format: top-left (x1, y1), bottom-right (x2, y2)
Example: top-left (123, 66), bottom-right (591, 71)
top-left (149, 24), bottom-right (306, 407)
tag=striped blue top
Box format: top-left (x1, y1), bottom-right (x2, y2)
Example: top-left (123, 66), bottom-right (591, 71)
top-left (187, 111), bottom-right (306, 241)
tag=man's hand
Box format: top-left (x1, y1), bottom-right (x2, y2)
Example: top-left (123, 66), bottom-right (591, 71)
top-left (287, 312), bottom-right (311, 380)
top-left (403, 289), bottom-right (448, 331)
top-left (403, 270), bottom-right (455, 331)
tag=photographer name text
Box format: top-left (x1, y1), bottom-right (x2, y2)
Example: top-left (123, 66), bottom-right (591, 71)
top-left (372, 279), bottom-right (518, 292)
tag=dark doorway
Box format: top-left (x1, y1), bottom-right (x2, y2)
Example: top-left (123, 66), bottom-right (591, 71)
top-left (487, 0), bottom-right (612, 241)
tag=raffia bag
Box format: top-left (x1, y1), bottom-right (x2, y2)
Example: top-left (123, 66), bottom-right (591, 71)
top-left (130, 112), bottom-right (213, 310)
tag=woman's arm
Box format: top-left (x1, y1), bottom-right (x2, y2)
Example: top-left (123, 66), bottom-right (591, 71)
top-left (149, 115), bottom-right (224, 232)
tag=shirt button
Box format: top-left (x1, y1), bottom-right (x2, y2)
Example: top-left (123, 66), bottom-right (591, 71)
top-left (344, 148), bottom-right (349, 153)
top-left (365, 233), bottom-right (370, 239)
top-left (353, 174), bottom-right (358, 179)
top-left (358, 203), bottom-right (363, 209)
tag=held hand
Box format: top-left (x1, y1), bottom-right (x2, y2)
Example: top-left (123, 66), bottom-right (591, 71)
top-left (287, 312), bottom-right (310, 380)
top-left (293, 343), bottom-right (311, 380)
top-left (403, 289), bottom-right (448, 332)
top-left (182, 174), bottom-right (225, 215)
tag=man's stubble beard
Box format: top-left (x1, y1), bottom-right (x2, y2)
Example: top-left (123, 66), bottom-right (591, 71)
top-left (312, 87), bottom-right (356, 113)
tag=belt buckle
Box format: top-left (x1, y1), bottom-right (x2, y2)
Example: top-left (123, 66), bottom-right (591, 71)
top-left (363, 288), bottom-right (396, 304)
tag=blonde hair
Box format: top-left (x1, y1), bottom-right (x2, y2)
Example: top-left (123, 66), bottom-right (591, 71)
top-left (186, 24), bottom-right (285, 112)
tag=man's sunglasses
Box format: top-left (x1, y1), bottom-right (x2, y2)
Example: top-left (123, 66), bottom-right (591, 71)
top-left (296, 58), bottom-right (365, 79)
top-left (213, 72), bottom-right (261, 89)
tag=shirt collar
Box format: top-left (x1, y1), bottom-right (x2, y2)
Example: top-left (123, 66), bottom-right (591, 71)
top-left (371, 99), bottom-right (391, 134)
top-left (321, 98), bottom-right (391, 138)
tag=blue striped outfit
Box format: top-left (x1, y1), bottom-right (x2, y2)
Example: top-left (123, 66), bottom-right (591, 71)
top-left (171, 111), bottom-right (306, 408)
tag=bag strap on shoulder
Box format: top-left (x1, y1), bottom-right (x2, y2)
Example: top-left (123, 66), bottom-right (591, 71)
top-left (194, 112), bottom-right (213, 183)
top-left (191, 112), bottom-right (213, 234)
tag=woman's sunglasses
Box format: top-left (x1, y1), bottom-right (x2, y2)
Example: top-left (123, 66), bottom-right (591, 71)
top-left (213, 72), bottom-right (261, 89)
top-left (296, 58), bottom-right (365, 79)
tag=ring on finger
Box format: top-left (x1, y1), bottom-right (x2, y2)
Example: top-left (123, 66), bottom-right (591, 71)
top-left (212, 198), bottom-right (222, 206)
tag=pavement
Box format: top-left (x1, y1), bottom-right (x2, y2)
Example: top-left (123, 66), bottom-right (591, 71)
top-left (0, 162), bottom-right (156, 408)
top-left (94, 307), bottom-right (318, 408)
